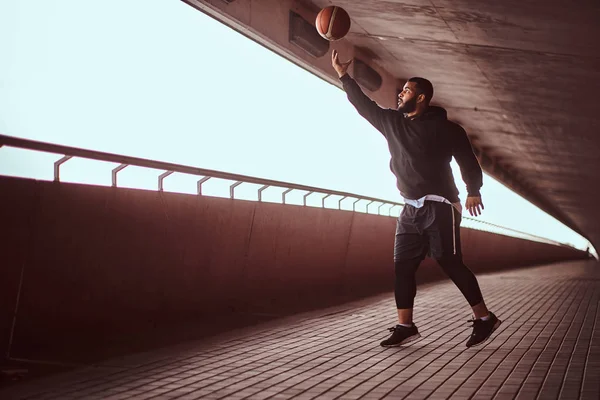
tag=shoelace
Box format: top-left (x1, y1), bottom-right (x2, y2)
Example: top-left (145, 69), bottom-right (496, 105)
top-left (467, 318), bottom-right (483, 328)
top-left (466, 319), bottom-right (482, 337)
top-left (388, 325), bottom-right (413, 332)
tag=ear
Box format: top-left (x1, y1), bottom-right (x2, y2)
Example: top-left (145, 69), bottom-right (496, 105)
top-left (417, 93), bottom-right (426, 104)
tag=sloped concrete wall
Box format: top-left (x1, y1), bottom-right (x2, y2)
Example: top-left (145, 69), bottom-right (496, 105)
top-left (0, 176), bottom-right (586, 361)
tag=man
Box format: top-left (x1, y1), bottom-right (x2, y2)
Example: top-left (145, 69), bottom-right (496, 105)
top-left (331, 50), bottom-right (501, 348)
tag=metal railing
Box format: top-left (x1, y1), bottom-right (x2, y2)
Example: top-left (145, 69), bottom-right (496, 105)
top-left (0, 133), bottom-right (575, 248)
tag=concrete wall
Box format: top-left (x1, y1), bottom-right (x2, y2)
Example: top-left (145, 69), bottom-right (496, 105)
top-left (0, 177), bottom-right (586, 361)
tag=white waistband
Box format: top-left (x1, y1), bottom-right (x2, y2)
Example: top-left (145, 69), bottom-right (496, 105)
top-left (403, 195), bottom-right (462, 214)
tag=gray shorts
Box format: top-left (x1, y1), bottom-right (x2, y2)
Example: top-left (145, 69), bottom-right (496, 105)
top-left (394, 201), bottom-right (461, 261)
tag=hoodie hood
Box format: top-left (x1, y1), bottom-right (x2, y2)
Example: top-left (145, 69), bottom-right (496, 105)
top-left (420, 105), bottom-right (448, 121)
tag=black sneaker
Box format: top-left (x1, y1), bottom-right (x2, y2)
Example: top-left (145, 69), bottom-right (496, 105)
top-left (465, 312), bottom-right (502, 347)
top-left (380, 324), bottom-right (421, 347)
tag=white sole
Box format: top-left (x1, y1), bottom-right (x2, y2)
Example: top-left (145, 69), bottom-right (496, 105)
top-left (381, 333), bottom-right (421, 348)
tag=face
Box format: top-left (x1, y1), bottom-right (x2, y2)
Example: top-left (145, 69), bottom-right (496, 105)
top-left (397, 81), bottom-right (420, 113)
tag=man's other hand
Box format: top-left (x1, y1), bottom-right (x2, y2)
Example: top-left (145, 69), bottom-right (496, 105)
top-left (332, 50), bottom-right (352, 78)
top-left (465, 196), bottom-right (484, 217)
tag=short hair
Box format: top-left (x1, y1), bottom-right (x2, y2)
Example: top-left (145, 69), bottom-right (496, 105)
top-left (408, 77), bottom-right (434, 104)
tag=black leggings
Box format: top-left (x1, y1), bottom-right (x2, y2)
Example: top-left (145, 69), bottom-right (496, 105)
top-left (393, 202), bottom-right (484, 309)
top-left (394, 255), bottom-right (483, 309)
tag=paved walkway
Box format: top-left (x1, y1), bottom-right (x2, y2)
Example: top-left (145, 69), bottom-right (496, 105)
top-left (1, 260), bottom-right (598, 400)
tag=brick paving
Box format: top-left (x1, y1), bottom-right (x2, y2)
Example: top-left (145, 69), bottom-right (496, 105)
top-left (1, 260), bottom-right (598, 400)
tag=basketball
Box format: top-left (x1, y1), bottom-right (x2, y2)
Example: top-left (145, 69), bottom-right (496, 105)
top-left (315, 6), bottom-right (351, 41)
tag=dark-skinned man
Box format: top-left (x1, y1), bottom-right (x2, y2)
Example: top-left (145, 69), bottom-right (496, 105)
top-left (332, 50), bottom-right (501, 348)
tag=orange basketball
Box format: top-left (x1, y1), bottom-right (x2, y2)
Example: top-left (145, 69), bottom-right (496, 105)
top-left (315, 6), bottom-right (351, 41)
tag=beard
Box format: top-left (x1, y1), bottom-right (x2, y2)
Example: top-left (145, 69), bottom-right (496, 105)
top-left (397, 96), bottom-right (418, 113)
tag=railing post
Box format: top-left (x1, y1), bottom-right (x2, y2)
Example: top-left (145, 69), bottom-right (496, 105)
top-left (158, 171), bottom-right (174, 191)
top-left (378, 203), bottom-right (385, 215)
top-left (338, 196), bottom-right (347, 210)
top-left (111, 164), bottom-right (128, 187)
top-left (197, 176), bottom-right (211, 195)
top-left (365, 200), bottom-right (374, 214)
top-left (282, 188), bottom-right (293, 204)
top-left (303, 191), bottom-right (314, 206)
top-left (257, 185), bottom-right (269, 202)
top-left (352, 199), bottom-right (361, 212)
top-left (230, 181), bottom-right (243, 199)
top-left (322, 194), bottom-right (332, 208)
top-left (54, 155), bottom-right (73, 182)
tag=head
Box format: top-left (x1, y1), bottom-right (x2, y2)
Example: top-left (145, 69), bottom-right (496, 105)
top-left (397, 77), bottom-right (434, 114)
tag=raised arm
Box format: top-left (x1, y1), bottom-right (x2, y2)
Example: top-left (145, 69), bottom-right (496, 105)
top-left (332, 50), bottom-right (389, 135)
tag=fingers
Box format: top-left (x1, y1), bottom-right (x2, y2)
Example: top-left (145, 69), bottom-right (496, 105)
top-left (475, 199), bottom-right (483, 216)
top-left (332, 50), bottom-right (352, 66)
top-left (465, 197), bottom-right (483, 217)
top-left (469, 203), bottom-right (482, 217)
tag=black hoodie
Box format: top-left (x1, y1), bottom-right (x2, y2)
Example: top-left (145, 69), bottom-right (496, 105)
top-left (340, 74), bottom-right (483, 203)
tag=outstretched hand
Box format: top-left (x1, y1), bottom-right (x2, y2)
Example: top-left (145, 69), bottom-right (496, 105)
top-left (465, 196), bottom-right (484, 217)
top-left (331, 50), bottom-right (353, 78)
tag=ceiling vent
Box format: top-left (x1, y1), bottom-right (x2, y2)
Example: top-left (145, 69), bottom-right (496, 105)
top-left (288, 11), bottom-right (329, 58)
top-left (353, 59), bottom-right (382, 91)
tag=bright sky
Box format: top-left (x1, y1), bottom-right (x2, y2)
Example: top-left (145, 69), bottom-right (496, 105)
top-left (0, 0), bottom-right (593, 252)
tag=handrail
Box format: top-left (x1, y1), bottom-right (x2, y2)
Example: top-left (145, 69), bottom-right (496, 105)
top-left (0, 133), bottom-right (401, 212)
top-left (0, 133), bottom-right (575, 248)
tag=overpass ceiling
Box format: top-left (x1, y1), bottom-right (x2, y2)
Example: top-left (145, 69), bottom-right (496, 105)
top-left (186, 0), bottom-right (600, 250)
